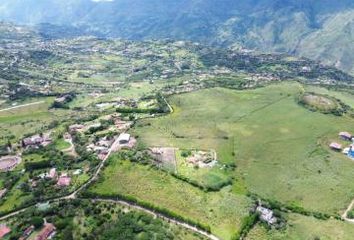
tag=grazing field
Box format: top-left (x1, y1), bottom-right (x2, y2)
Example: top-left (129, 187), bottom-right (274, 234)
top-left (246, 214), bottom-right (354, 240)
top-left (0, 97), bottom-right (58, 144)
top-left (132, 82), bottom-right (354, 215)
top-left (89, 158), bottom-right (252, 239)
top-left (305, 85), bottom-right (354, 109)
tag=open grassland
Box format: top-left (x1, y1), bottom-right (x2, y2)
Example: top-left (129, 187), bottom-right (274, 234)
top-left (305, 85), bottom-right (354, 109)
top-left (89, 158), bottom-right (252, 239)
top-left (132, 83), bottom-right (354, 215)
top-left (246, 214), bottom-right (354, 240)
top-left (0, 97), bottom-right (55, 143)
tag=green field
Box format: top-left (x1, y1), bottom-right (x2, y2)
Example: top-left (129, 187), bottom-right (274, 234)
top-left (247, 214), bottom-right (354, 240)
top-left (89, 158), bottom-right (252, 239)
top-left (175, 149), bottom-right (232, 190)
top-left (131, 82), bottom-right (354, 215)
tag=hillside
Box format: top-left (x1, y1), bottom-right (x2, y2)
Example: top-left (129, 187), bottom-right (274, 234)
top-left (0, 22), bottom-right (353, 104)
top-left (1, 0), bottom-right (354, 74)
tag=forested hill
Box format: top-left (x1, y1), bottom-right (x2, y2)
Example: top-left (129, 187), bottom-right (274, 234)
top-left (1, 0), bottom-right (354, 74)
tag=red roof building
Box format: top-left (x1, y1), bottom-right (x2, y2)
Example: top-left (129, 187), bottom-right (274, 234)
top-left (339, 132), bottom-right (352, 141)
top-left (57, 176), bottom-right (71, 187)
top-left (35, 223), bottom-right (55, 240)
top-left (0, 225), bottom-right (11, 238)
top-left (330, 142), bottom-right (342, 151)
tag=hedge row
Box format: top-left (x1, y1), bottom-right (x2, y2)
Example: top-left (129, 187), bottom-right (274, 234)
top-left (170, 172), bottom-right (232, 192)
top-left (232, 213), bottom-right (259, 240)
top-left (247, 193), bottom-right (341, 221)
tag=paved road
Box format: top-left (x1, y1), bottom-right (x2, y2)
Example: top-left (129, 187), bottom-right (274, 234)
top-left (0, 101), bottom-right (45, 113)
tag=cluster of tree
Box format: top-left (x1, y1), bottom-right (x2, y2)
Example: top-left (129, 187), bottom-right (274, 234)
top-left (81, 191), bottom-right (211, 233)
top-left (50, 92), bottom-right (76, 109)
top-left (199, 47), bottom-right (354, 84)
top-left (171, 172), bottom-right (232, 192)
top-left (247, 193), bottom-right (339, 221)
top-left (233, 213), bottom-right (259, 240)
top-left (100, 211), bottom-right (175, 240)
top-left (116, 92), bottom-right (170, 115)
top-left (297, 92), bottom-right (349, 116)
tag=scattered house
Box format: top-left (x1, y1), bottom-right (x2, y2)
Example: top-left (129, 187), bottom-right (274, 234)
top-left (57, 174), bottom-right (71, 187)
top-left (22, 134), bottom-right (52, 148)
top-left (118, 133), bottom-right (131, 144)
top-left (48, 168), bottom-right (57, 179)
top-left (97, 138), bottom-right (113, 148)
top-left (0, 225), bottom-right (11, 238)
top-left (256, 206), bottom-right (277, 225)
top-left (339, 132), bottom-right (352, 141)
top-left (68, 124), bottom-right (84, 133)
top-left (73, 169), bottom-right (82, 175)
top-left (114, 119), bottom-right (133, 131)
top-left (330, 142), bottom-right (342, 151)
top-left (0, 188), bottom-right (7, 199)
top-left (35, 223), bottom-right (56, 240)
top-left (19, 225), bottom-right (35, 240)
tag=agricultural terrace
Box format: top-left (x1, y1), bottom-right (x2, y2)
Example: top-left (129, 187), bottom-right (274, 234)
top-left (130, 82), bottom-right (354, 215)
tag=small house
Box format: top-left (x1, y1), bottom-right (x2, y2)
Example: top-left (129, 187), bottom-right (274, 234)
top-left (118, 133), bottom-right (130, 144)
top-left (256, 206), bottom-right (277, 225)
top-left (35, 223), bottom-right (55, 240)
top-left (330, 142), bottom-right (342, 151)
top-left (339, 132), bottom-right (352, 141)
top-left (57, 175), bottom-right (71, 187)
top-left (0, 225), bottom-right (11, 238)
top-left (48, 168), bottom-right (57, 179)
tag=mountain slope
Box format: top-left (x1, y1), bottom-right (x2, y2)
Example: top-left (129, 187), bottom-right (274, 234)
top-left (1, 0), bottom-right (354, 74)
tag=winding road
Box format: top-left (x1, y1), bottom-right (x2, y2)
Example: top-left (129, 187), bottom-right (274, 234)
top-left (0, 135), bottom-right (220, 240)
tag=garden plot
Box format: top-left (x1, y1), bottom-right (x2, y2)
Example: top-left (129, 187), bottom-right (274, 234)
top-left (149, 147), bottom-right (177, 172)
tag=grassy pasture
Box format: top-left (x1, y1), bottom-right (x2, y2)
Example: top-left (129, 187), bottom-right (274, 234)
top-left (246, 213), bottom-right (354, 240)
top-left (132, 82), bottom-right (354, 215)
top-left (89, 158), bottom-right (252, 239)
top-left (305, 85), bottom-right (354, 109)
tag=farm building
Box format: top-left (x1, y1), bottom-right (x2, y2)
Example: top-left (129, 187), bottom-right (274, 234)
top-left (330, 142), bottom-right (342, 151)
top-left (339, 132), bottom-right (352, 141)
top-left (0, 225), bottom-right (11, 238)
top-left (256, 206), bottom-right (277, 225)
top-left (35, 223), bottom-right (56, 240)
top-left (118, 133), bottom-right (131, 144)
